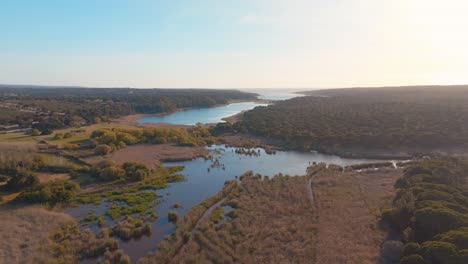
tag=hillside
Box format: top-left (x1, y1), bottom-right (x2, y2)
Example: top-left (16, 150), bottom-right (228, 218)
top-left (233, 86), bottom-right (468, 157)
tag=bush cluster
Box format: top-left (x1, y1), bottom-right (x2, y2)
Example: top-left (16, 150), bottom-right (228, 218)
top-left (93, 161), bottom-right (150, 182)
top-left (382, 157), bottom-right (468, 263)
top-left (17, 179), bottom-right (80, 205)
top-left (90, 126), bottom-right (215, 150)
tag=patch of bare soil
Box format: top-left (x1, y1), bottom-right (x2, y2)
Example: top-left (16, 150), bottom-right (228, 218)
top-left (312, 167), bottom-right (402, 264)
top-left (35, 172), bottom-right (70, 183)
top-left (0, 206), bottom-right (73, 263)
top-left (84, 144), bottom-right (208, 168)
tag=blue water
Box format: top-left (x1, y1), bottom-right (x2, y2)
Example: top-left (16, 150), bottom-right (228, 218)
top-left (138, 102), bottom-right (267, 125)
top-left (110, 145), bottom-right (379, 260)
top-left (257, 91), bottom-right (304, 100)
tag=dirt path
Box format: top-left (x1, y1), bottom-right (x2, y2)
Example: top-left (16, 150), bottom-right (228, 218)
top-left (191, 198), bottom-right (226, 232)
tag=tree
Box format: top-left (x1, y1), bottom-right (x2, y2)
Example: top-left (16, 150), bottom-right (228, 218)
top-left (94, 144), bottom-right (112, 156)
top-left (99, 166), bottom-right (126, 181)
top-left (122, 162), bottom-right (149, 181)
top-left (17, 179), bottom-right (80, 204)
top-left (4, 170), bottom-right (39, 191)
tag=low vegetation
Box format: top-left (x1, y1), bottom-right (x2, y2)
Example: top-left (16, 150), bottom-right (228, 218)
top-left (90, 126), bottom-right (215, 152)
top-left (312, 166), bottom-right (402, 264)
top-left (0, 207), bottom-right (73, 263)
top-left (141, 172), bottom-right (316, 263)
top-left (141, 181), bottom-right (238, 263)
top-left (111, 216), bottom-right (152, 240)
top-left (33, 221), bottom-right (128, 263)
top-left (17, 179), bottom-right (80, 205)
top-left (74, 165), bottom-right (184, 220)
top-left (382, 157), bottom-right (468, 264)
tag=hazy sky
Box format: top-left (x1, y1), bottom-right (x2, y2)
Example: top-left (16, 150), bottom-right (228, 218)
top-left (1, 0), bottom-right (467, 88)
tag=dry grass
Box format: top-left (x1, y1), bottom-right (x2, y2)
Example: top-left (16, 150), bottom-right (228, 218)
top-left (84, 144), bottom-right (208, 169)
top-left (0, 133), bottom-right (36, 143)
top-left (0, 206), bottom-right (73, 263)
top-left (312, 168), bottom-right (402, 264)
top-left (35, 172), bottom-right (70, 183)
top-left (144, 172), bottom-right (316, 264)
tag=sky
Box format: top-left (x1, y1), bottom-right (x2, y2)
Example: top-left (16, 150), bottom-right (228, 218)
top-left (1, 0), bottom-right (468, 88)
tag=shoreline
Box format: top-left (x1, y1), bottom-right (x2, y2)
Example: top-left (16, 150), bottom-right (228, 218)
top-left (114, 98), bottom-right (270, 126)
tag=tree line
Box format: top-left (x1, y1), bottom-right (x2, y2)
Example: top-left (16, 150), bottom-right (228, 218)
top-left (382, 157), bottom-right (468, 263)
top-left (0, 86), bottom-right (257, 134)
top-left (232, 86), bottom-right (468, 151)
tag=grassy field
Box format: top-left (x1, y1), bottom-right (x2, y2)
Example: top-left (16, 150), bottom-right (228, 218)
top-left (0, 132), bottom-right (36, 142)
top-left (0, 123), bottom-right (135, 146)
top-left (0, 206), bottom-right (73, 263)
top-left (312, 167), bottom-right (402, 264)
top-left (142, 172), bottom-right (316, 263)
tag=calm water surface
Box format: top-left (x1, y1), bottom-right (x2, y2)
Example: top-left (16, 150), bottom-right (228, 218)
top-left (138, 102), bottom-right (267, 125)
top-left (68, 145), bottom-right (380, 262)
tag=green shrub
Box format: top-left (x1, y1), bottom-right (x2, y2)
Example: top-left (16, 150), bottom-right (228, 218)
top-left (421, 241), bottom-right (459, 264)
top-left (4, 170), bottom-right (39, 191)
top-left (122, 162), bottom-right (149, 182)
top-left (63, 143), bottom-right (80, 150)
top-left (94, 144), bottom-right (112, 156)
top-left (414, 207), bottom-right (467, 241)
top-left (402, 242), bottom-right (422, 257)
top-left (435, 227), bottom-right (468, 250)
top-left (99, 166), bottom-right (126, 181)
top-left (18, 179), bottom-right (80, 204)
top-left (400, 254), bottom-right (427, 264)
top-left (168, 211), bottom-right (178, 223)
top-left (31, 128), bottom-right (41, 136)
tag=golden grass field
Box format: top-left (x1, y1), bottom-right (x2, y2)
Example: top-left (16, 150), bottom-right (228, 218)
top-left (0, 206), bottom-right (73, 263)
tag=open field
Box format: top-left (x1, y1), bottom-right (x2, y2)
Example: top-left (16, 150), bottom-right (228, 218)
top-left (142, 171), bottom-right (317, 263)
top-left (312, 167), bottom-right (402, 264)
top-left (35, 172), bottom-right (70, 183)
top-left (0, 206), bottom-right (73, 263)
top-left (0, 132), bottom-right (36, 143)
top-left (83, 143), bottom-right (208, 168)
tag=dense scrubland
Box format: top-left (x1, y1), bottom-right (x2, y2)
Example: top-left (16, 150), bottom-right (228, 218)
top-left (0, 86), bottom-right (256, 133)
top-left (231, 86), bottom-right (468, 155)
top-left (382, 157), bottom-right (468, 264)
